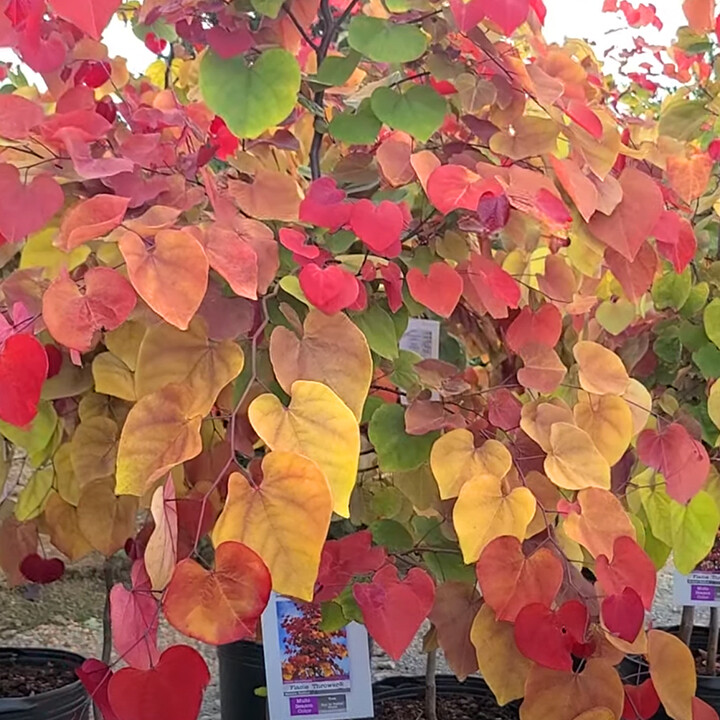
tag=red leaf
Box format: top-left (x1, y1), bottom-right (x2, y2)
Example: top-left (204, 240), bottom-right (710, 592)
top-left (279, 227), bottom-right (321, 260)
top-left (0, 334), bottom-right (48, 427)
top-left (487, 388), bottom-right (522, 430)
top-left (0, 94), bottom-right (43, 139)
top-left (0, 164), bottom-right (63, 243)
top-left (202, 225), bottom-right (259, 300)
top-left (506, 304), bottom-right (562, 354)
top-left (19, 553), bottom-right (65, 584)
top-left (565, 101), bottom-right (603, 139)
top-left (622, 679), bottom-right (661, 720)
top-left (514, 600), bottom-right (588, 671)
top-left (476, 191), bottom-right (510, 232)
top-left (350, 199), bottom-right (405, 255)
top-left (299, 264), bottom-right (360, 315)
top-left (462, 252), bottom-right (520, 319)
top-left (353, 566), bottom-right (435, 660)
top-left (550, 156), bottom-right (599, 223)
top-left (589, 168), bottom-right (664, 262)
top-left (605, 242), bottom-right (657, 303)
top-left (595, 536), bottom-right (657, 611)
top-left (58, 195), bottom-right (129, 251)
top-left (479, 0), bottom-right (530, 34)
top-left (601, 587), bottom-right (644, 642)
top-left (48, 0), bottom-right (121, 40)
top-left (476, 536), bottom-right (563, 622)
top-left (407, 262), bottom-right (463, 318)
top-left (110, 583), bottom-right (160, 670)
top-left (654, 212), bottom-right (697, 274)
top-left (55, 128), bottom-right (133, 179)
top-left (314, 530), bottom-right (387, 603)
top-left (517, 342), bottom-right (567, 393)
top-left (42, 267), bottom-right (137, 352)
top-left (637, 423), bottom-right (709, 504)
top-left (107, 645), bottom-right (210, 720)
top-left (299, 177), bottom-right (352, 232)
top-left (693, 697), bottom-right (720, 720)
top-left (448, 0), bottom-right (486, 32)
top-left (162, 541), bottom-right (271, 645)
top-left (77, 660), bottom-right (118, 720)
top-left (427, 164), bottom-right (500, 214)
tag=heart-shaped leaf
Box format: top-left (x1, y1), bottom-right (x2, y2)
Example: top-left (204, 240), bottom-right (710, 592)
top-left (19, 553), bottom-right (65, 584)
top-left (49, 0), bottom-right (120, 39)
top-left (407, 262), bottom-right (463, 318)
top-left (200, 49), bottom-right (301, 139)
top-left (348, 16), bottom-right (428, 63)
top-left (371, 86), bottom-right (446, 143)
top-left (0, 334), bottom-right (48, 428)
top-left (601, 587), bottom-right (644, 643)
top-left (298, 264), bottom-right (360, 316)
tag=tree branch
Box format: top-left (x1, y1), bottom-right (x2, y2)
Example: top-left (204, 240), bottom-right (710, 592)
top-left (283, 2), bottom-right (318, 49)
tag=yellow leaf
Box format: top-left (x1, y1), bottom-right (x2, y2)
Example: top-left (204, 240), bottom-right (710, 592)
top-left (145, 479), bottom-right (178, 591)
top-left (76, 479), bottom-right (138, 556)
top-left (648, 629), bottom-right (696, 720)
top-left (115, 384), bottom-right (203, 496)
top-left (269, 309), bottom-right (372, 421)
top-left (212, 451), bottom-right (333, 600)
top-left (15, 468), bottom-right (53, 521)
top-left (572, 710), bottom-right (616, 720)
top-left (135, 318), bottom-right (244, 416)
top-left (454, 473), bottom-right (536, 563)
top-left (105, 320), bottom-right (146, 372)
top-left (563, 488), bottom-right (636, 558)
top-left (430, 429), bottom-right (512, 499)
top-left (710, 381), bottom-right (720, 431)
top-left (573, 394), bottom-right (632, 465)
top-left (574, 341), bottom-right (630, 396)
top-left (70, 417), bottom-right (119, 482)
top-left (544, 422), bottom-right (611, 490)
top-left (520, 398), bottom-right (574, 452)
top-left (44, 491), bottom-right (93, 561)
top-left (248, 381), bottom-right (359, 517)
top-left (54, 443), bottom-right (82, 506)
top-left (471, 604), bottom-right (531, 706)
top-left (20, 225), bottom-right (90, 279)
top-left (623, 379), bottom-right (652, 436)
top-left (92, 352), bottom-right (136, 401)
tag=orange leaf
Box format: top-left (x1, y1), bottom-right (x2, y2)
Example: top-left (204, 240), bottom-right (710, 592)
top-left (202, 224), bottom-right (259, 299)
top-left (123, 205), bottom-right (183, 236)
top-left (43, 492), bottom-right (94, 562)
top-left (57, 194), bottom-right (130, 251)
top-left (377, 131), bottom-right (415, 187)
top-left (410, 150), bottom-right (441, 195)
top-left (521, 658), bottom-right (624, 720)
top-left (573, 341), bottom-right (630, 396)
top-left (563, 488), bottom-right (636, 558)
top-left (517, 343), bottom-right (567, 393)
top-left (119, 228), bottom-right (209, 331)
top-left (229, 168), bottom-right (302, 221)
top-left (683, 0), bottom-right (715, 31)
top-left (550, 156), bottom-right (598, 222)
top-left (145, 479), bottom-right (178, 591)
top-left (666, 154), bottom-right (713, 203)
top-left (648, 629), bottom-right (696, 720)
top-left (76, 479), bottom-right (138, 556)
top-left (163, 540), bottom-right (271, 645)
top-left (0, 516), bottom-right (38, 586)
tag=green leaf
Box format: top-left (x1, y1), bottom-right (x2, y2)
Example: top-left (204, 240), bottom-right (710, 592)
top-left (596, 299), bottom-right (635, 336)
top-left (320, 601), bottom-right (349, 632)
top-left (15, 468), bottom-right (53, 521)
top-left (679, 321), bottom-right (706, 352)
top-left (652, 267), bottom-right (692, 311)
top-left (653, 333), bottom-right (682, 366)
top-left (250, 0), bottom-right (284, 18)
top-left (693, 342), bottom-right (720, 379)
top-left (361, 395), bottom-right (384, 425)
top-left (0, 402), bottom-right (58, 465)
top-left (335, 584), bottom-right (364, 623)
top-left (200, 49), bottom-right (301, 139)
top-left (423, 550), bottom-right (476, 583)
top-left (133, 19), bottom-right (178, 42)
top-left (705, 298), bottom-right (720, 348)
top-left (351, 304), bottom-right (399, 359)
top-left (348, 16), bottom-right (428, 63)
top-left (368, 403), bottom-right (438, 471)
top-left (390, 349), bottom-right (421, 390)
top-left (328, 99), bottom-right (382, 145)
top-left (324, 230), bottom-right (357, 254)
top-left (681, 281), bottom-right (709, 317)
top-left (315, 51), bottom-right (361, 86)
top-left (658, 98), bottom-right (710, 141)
top-left (370, 85), bottom-right (446, 142)
top-left (370, 519), bottom-right (414, 552)
top-left (671, 491), bottom-right (720, 574)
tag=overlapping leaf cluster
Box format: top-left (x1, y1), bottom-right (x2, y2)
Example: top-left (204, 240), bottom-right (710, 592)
top-left (0, 0), bottom-right (719, 718)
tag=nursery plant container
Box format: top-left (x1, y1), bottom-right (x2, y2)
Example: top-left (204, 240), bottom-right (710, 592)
top-left (0, 648), bottom-right (89, 720)
top-left (619, 626), bottom-right (720, 718)
top-left (218, 640), bottom-right (517, 720)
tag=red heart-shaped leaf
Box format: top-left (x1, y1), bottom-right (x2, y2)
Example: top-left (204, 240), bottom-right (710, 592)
top-left (77, 660), bottom-right (118, 720)
top-left (107, 645), bottom-right (210, 720)
top-left (407, 262), bottom-right (463, 318)
top-left (505, 304), bottom-right (562, 354)
top-left (299, 177), bottom-right (352, 232)
top-left (353, 565), bottom-right (435, 660)
top-left (110, 583), bottom-right (160, 670)
top-left (0, 334), bottom-right (48, 427)
top-left (19, 554), bottom-right (65, 584)
top-left (48, 0), bottom-right (121, 40)
top-left (596, 536), bottom-right (657, 611)
top-left (622, 679), bottom-right (660, 720)
top-left (350, 199), bottom-right (405, 255)
top-left (299, 264), bottom-right (360, 315)
top-left (602, 587), bottom-right (644, 643)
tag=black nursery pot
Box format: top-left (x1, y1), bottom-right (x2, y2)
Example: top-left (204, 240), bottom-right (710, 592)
top-left (218, 640), bottom-right (517, 720)
top-left (619, 626), bottom-right (720, 719)
top-left (0, 648), bottom-right (89, 720)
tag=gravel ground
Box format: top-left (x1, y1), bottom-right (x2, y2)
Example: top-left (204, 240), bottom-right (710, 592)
top-left (0, 563), bottom-right (691, 719)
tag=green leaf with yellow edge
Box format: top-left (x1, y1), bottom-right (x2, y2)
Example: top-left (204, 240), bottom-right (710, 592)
top-left (348, 16), bottom-right (427, 63)
top-left (454, 472), bottom-right (536, 563)
top-left (658, 97), bottom-right (710, 140)
top-left (76, 479), bottom-right (138, 556)
top-left (704, 297), bottom-right (720, 349)
top-left (653, 267), bottom-right (692, 310)
top-left (430, 429), bottom-right (512, 499)
top-left (595, 299), bottom-right (635, 336)
top-left (15, 468), bottom-right (53, 521)
top-left (248, 380), bottom-right (360, 517)
top-left (20, 226), bottom-right (90, 278)
top-left (212, 451), bottom-right (333, 601)
top-left (92, 352), bottom-right (136, 401)
top-left (370, 85), bottom-right (446, 143)
top-left (200, 49), bottom-right (301, 139)
top-left (0, 401), bottom-right (58, 467)
top-left (368, 403), bottom-right (438, 472)
top-left (135, 318), bottom-right (244, 416)
top-left (115, 383), bottom-right (203, 496)
top-left (269, 309), bottom-right (372, 421)
top-left (670, 490), bottom-right (720, 574)
top-left (70, 417), bottom-right (119, 482)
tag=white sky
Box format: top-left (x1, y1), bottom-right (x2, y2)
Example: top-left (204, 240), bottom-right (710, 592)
top-left (0, 1), bottom-right (693, 81)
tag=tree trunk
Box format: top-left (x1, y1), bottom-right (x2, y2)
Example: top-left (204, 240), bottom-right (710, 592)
top-left (425, 649), bottom-right (438, 720)
top-left (95, 559), bottom-right (115, 720)
top-left (680, 605), bottom-right (695, 646)
top-left (708, 607), bottom-right (719, 676)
